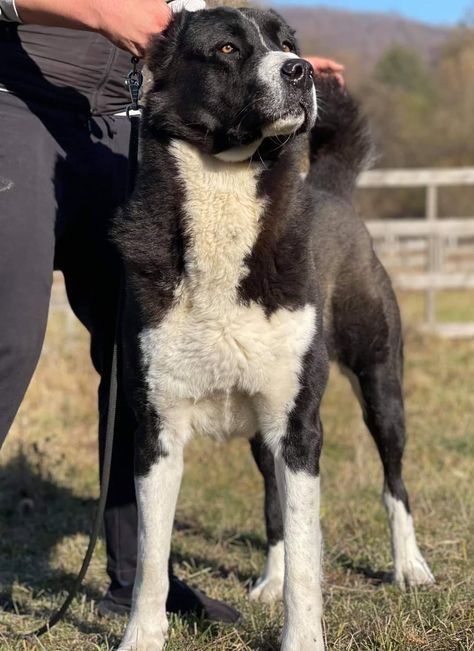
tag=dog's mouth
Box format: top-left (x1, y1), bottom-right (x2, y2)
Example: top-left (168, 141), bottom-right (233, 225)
top-left (215, 99), bottom-right (316, 163)
top-left (262, 109), bottom-right (306, 138)
top-left (262, 100), bottom-right (316, 138)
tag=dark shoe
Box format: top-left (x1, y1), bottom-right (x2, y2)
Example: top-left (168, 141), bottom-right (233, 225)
top-left (97, 577), bottom-right (240, 623)
top-left (97, 584), bottom-right (132, 617)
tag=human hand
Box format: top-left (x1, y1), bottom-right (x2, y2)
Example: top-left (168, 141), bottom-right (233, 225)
top-left (91, 0), bottom-right (173, 57)
top-left (305, 56), bottom-right (345, 86)
top-left (95, 0), bottom-right (206, 56)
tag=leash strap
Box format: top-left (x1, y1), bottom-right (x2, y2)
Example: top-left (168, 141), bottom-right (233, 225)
top-left (20, 57), bottom-right (142, 641)
top-left (24, 348), bottom-right (117, 638)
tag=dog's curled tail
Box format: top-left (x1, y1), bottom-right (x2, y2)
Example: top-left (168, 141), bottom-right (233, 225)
top-left (307, 77), bottom-right (375, 199)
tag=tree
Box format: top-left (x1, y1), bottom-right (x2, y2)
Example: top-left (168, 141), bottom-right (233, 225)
top-left (374, 46), bottom-right (432, 95)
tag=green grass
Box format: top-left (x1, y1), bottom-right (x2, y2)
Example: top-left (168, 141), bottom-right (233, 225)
top-left (399, 289), bottom-right (474, 324)
top-left (1, 297), bottom-right (473, 650)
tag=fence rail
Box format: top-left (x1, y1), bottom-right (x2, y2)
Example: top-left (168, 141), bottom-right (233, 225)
top-left (359, 168), bottom-right (474, 188)
top-left (358, 167), bottom-right (474, 338)
top-left (365, 218), bottom-right (474, 237)
top-left (49, 168), bottom-right (474, 339)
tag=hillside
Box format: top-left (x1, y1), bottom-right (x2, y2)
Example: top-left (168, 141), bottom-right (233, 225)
top-left (277, 5), bottom-right (450, 74)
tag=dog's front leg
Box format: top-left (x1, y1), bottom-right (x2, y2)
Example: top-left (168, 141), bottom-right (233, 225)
top-left (275, 420), bottom-right (324, 651)
top-left (259, 350), bottom-right (327, 650)
top-left (118, 416), bottom-right (184, 651)
top-left (249, 434), bottom-right (285, 603)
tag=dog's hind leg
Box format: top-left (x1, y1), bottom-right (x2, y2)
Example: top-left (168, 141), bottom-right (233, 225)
top-left (118, 410), bottom-right (185, 651)
top-left (336, 287), bottom-right (435, 589)
top-left (352, 356), bottom-right (434, 588)
top-left (249, 434), bottom-right (285, 603)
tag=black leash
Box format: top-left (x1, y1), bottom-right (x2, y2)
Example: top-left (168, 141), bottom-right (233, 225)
top-left (17, 57), bottom-right (143, 641)
top-left (23, 344), bottom-right (118, 638)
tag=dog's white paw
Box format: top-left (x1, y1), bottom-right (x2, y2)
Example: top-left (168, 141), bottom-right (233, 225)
top-left (117, 639), bottom-right (164, 651)
top-left (395, 553), bottom-right (435, 589)
top-left (250, 542), bottom-right (284, 603)
top-left (249, 575), bottom-right (284, 603)
top-left (118, 619), bottom-right (168, 651)
top-left (280, 622), bottom-right (325, 651)
top-left (384, 493), bottom-right (435, 590)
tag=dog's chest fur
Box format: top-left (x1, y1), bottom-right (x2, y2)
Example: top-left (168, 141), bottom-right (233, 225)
top-left (140, 141), bottom-right (316, 441)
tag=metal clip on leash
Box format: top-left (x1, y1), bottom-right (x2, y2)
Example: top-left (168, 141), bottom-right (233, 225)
top-left (16, 57), bottom-right (142, 641)
top-left (126, 56), bottom-right (143, 194)
top-left (126, 56), bottom-right (143, 116)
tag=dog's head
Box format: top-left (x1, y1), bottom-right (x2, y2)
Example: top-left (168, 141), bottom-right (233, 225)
top-left (144, 7), bottom-right (317, 161)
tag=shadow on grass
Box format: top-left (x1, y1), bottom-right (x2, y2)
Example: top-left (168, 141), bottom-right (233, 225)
top-left (0, 452), bottom-right (262, 644)
top-left (171, 526), bottom-right (268, 585)
top-left (175, 518), bottom-right (267, 552)
top-left (0, 451), bottom-right (104, 608)
top-left (171, 548), bottom-right (257, 585)
top-left (338, 553), bottom-right (393, 585)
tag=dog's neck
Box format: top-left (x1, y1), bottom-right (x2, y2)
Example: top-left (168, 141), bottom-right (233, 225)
top-left (153, 135), bottom-right (304, 217)
top-left (165, 139), bottom-right (268, 305)
top-left (167, 138), bottom-right (309, 309)
top-left (123, 135), bottom-right (312, 323)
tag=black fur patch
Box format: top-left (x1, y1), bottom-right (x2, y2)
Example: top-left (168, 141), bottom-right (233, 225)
top-left (238, 143), bottom-right (317, 316)
top-left (112, 139), bottom-right (187, 327)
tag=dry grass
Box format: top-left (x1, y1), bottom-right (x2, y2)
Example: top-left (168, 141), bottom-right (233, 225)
top-left (1, 292), bottom-right (473, 650)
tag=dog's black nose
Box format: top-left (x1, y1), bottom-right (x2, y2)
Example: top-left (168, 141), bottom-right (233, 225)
top-left (280, 58), bottom-right (313, 86)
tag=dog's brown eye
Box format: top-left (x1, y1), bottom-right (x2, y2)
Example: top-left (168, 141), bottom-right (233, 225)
top-left (282, 42), bottom-right (293, 53)
top-left (221, 44), bottom-right (235, 54)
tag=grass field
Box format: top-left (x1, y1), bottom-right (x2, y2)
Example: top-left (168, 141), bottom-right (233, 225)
top-left (0, 290), bottom-right (473, 650)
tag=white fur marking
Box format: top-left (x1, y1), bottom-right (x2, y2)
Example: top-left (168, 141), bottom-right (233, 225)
top-left (257, 50), bottom-right (298, 107)
top-left (119, 449), bottom-right (184, 651)
top-left (276, 463), bottom-right (324, 650)
top-left (384, 492), bottom-right (435, 588)
top-left (249, 540), bottom-right (285, 602)
top-left (262, 113), bottom-right (305, 138)
top-left (241, 13), bottom-right (270, 50)
top-left (215, 137), bottom-right (264, 163)
top-left (309, 82), bottom-right (318, 124)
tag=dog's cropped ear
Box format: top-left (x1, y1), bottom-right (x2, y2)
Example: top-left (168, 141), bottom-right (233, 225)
top-left (146, 10), bottom-right (189, 78)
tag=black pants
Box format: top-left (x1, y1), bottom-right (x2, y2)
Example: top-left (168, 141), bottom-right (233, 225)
top-left (0, 91), bottom-right (137, 588)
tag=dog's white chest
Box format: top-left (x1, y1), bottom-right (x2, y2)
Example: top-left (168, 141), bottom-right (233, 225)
top-left (140, 141), bottom-right (316, 440)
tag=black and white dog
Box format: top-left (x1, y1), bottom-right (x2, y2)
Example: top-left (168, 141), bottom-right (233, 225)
top-left (114, 7), bottom-right (434, 650)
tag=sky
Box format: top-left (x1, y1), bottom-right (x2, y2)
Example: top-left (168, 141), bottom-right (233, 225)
top-left (272, 0), bottom-right (471, 26)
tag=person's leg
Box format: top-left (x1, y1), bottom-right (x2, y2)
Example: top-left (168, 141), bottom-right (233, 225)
top-left (0, 92), bottom-right (56, 447)
top-left (53, 113), bottom-right (138, 591)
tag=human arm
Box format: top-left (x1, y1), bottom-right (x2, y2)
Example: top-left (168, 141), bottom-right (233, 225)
top-left (11, 0), bottom-right (173, 57)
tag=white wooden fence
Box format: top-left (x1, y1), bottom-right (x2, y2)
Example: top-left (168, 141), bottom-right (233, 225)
top-left (359, 167), bottom-right (474, 338)
top-left (49, 167), bottom-right (474, 339)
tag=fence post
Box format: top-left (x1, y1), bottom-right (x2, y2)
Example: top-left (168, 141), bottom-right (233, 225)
top-left (426, 184), bottom-right (438, 327)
